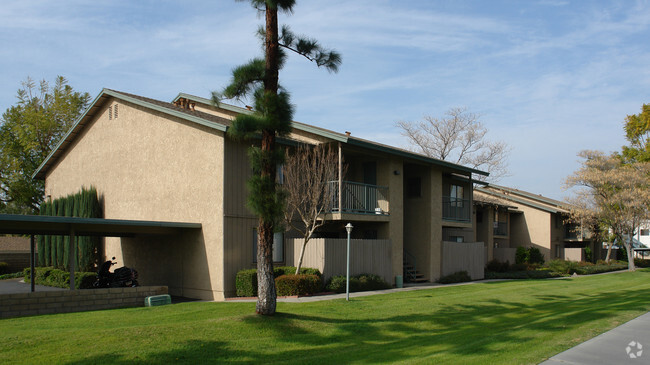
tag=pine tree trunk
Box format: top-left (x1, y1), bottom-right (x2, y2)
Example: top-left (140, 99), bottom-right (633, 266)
top-left (254, 1), bottom-right (281, 316)
top-left (256, 220), bottom-right (276, 315)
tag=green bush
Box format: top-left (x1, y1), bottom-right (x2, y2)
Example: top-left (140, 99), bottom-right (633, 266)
top-left (509, 263), bottom-right (528, 272)
top-left (23, 267), bottom-right (96, 289)
top-left (235, 269), bottom-right (257, 297)
top-left (235, 267), bottom-right (323, 297)
top-left (484, 270), bottom-right (563, 280)
top-left (583, 247), bottom-right (593, 262)
top-left (634, 258), bottom-right (650, 268)
top-left (0, 272), bottom-right (24, 280)
top-left (0, 262), bottom-right (9, 275)
top-left (326, 275), bottom-right (361, 293)
top-left (574, 262), bottom-right (627, 275)
top-left (547, 259), bottom-right (580, 275)
top-left (275, 274), bottom-right (321, 296)
top-left (438, 271), bottom-right (471, 284)
top-left (527, 247), bottom-right (545, 265)
top-left (486, 259), bottom-right (509, 273)
top-left (325, 273), bottom-right (390, 293)
top-left (515, 246), bottom-right (528, 264)
top-left (273, 266), bottom-right (322, 279)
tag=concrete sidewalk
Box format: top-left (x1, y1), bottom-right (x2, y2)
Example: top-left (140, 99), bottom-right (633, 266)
top-left (541, 312), bottom-right (650, 364)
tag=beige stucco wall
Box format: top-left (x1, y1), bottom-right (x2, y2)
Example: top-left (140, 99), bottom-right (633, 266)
top-left (44, 98), bottom-right (226, 300)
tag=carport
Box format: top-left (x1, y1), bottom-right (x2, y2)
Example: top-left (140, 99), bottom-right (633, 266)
top-left (0, 214), bottom-right (201, 291)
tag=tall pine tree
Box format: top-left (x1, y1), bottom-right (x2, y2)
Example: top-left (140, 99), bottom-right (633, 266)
top-left (216, 0), bottom-right (340, 315)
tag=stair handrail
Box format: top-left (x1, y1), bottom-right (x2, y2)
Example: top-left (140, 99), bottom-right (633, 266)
top-left (403, 249), bottom-right (417, 281)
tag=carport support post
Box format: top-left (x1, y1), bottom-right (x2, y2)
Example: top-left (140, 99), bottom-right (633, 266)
top-left (69, 229), bottom-right (76, 290)
top-left (30, 235), bottom-right (35, 292)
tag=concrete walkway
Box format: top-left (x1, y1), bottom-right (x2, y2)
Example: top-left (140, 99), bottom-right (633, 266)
top-left (541, 312), bottom-right (650, 364)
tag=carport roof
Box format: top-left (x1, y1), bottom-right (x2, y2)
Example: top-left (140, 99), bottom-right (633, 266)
top-left (0, 214), bottom-right (202, 237)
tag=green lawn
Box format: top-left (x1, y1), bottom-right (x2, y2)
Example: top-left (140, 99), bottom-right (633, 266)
top-left (3, 270), bottom-right (650, 364)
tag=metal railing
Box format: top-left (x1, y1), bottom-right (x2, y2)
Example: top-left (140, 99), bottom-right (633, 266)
top-left (327, 181), bottom-right (389, 215)
top-left (494, 222), bottom-right (508, 236)
top-left (403, 250), bottom-right (418, 282)
top-left (442, 196), bottom-right (471, 222)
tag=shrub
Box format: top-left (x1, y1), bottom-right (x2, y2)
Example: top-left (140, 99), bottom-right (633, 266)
top-left (275, 274), bottom-right (321, 296)
top-left (235, 267), bottom-right (323, 297)
top-left (325, 273), bottom-right (390, 293)
top-left (484, 270), bottom-right (563, 280)
top-left (527, 247), bottom-right (545, 265)
top-left (0, 262), bottom-right (9, 275)
top-left (574, 262), bottom-right (627, 275)
top-left (22, 266), bottom-right (96, 289)
top-left (273, 266), bottom-right (322, 279)
top-left (634, 258), bottom-right (650, 268)
top-left (515, 246), bottom-right (528, 264)
top-left (437, 271), bottom-right (471, 284)
top-left (509, 263), bottom-right (529, 272)
top-left (486, 259), bottom-right (509, 273)
top-left (0, 272), bottom-right (24, 280)
top-left (235, 269), bottom-right (257, 297)
top-left (547, 260), bottom-right (579, 275)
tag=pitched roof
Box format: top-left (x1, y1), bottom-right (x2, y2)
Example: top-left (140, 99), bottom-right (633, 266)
top-left (33, 89), bottom-right (233, 180)
top-left (475, 184), bottom-right (570, 214)
top-left (175, 93), bottom-right (490, 177)
top-left (34, 89), bottom-right (489, 180)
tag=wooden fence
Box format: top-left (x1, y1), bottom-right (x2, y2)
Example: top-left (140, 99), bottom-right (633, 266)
top-left (441, 241), bottom-right (485, 280)
top-left (289, 238), bottom-right (392, 283)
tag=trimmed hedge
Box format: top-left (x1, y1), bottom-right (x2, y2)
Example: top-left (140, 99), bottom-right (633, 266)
top-left (438, 271), bottom-right (471, 284)
top-left (23, 267), bottom-right (96, 289)
top-left (0, 272), bottom-right (24, 280)
top-left (484, 270), bottom-right (563, 280)
top-left (325, 273), bottom-right (391, 293)
top-left (275, 274), bottom-right (321, 296)
top-left (235, 266), bottom-right (323, 297)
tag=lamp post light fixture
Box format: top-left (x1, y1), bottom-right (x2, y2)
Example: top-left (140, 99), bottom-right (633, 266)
top-left (345, 223), bottom-right (353, 301)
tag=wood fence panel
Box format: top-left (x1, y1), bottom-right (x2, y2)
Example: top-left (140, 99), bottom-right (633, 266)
top-left (442, 241), bottom-right (485, 280)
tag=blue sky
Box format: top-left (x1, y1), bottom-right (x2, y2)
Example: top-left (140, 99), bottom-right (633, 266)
top-left (1, 0), bottom-right (649, 200)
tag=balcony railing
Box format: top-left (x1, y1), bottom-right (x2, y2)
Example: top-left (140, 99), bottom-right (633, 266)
top-left (328, 181), bottom-right (389, 215)
top-left (494, 222), bottom-right (508, 236)
top-left (442, 196), bottom-right (471, 222)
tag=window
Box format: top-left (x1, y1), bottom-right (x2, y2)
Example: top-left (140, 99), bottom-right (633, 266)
top-left (407, 177), bottom-right (421, 198)
top-left (252, 230), bottom-right (284, 263)
top-left (641, 229), bottom-right (649, 236)
top-left (449, 235), bottom-right (464, 243)
top-left (450, 184), bottom-right (464, 206)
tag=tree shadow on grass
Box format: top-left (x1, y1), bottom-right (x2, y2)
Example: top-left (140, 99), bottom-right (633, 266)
top-left (69, 275), bottom-right (650, 364)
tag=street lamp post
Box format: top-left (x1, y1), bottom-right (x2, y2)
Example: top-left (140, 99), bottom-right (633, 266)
top-left (345, 223), bottom-right (353, 301)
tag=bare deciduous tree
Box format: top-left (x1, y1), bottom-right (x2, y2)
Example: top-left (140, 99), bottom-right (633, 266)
top-left (565, 150), bottom-right (650, 269)
top-left (283, 143), bottom-right (345, 274)
top-left (397, 107), bottom-right (509, 182)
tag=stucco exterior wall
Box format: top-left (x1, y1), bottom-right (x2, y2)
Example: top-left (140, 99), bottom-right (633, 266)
top-left (44, 98), bottom-right (226, 300)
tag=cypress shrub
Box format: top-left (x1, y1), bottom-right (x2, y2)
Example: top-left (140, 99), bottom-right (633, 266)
top-left (527, 247), bottom-right (545, 265)
top-left (63, 195), bottom-right (74, 268)
top-left (43, 201), bottom-right (53, 266)
top-left (56, 198), bottom-right (66, 268)
top-left (37, 201), bottom-right (48, 266)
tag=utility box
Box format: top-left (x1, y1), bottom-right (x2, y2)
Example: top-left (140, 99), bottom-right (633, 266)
top-left (395, 275), bottom-right (403, 288)
top-left (145, 294), bottom-right (171, 307)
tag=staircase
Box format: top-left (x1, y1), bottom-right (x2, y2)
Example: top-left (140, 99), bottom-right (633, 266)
top-left (403, 250), bottom-right (427, 283)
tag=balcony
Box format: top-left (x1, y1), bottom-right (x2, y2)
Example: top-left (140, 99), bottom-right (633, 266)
top-left (493, 222), bottom-right (508, 236)
top-left (442, 197), bottom-right (470, 222)
top-left (328, 181), bottom-right (389, 215)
